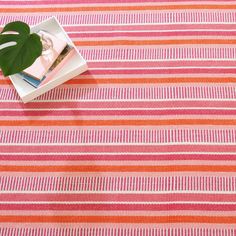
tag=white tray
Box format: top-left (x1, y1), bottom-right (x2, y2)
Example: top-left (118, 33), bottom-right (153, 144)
top-left (9, 16), bottom-right (88, 103)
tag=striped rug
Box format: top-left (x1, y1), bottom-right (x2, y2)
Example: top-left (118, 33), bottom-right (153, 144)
top-left (0, 0), bottom-right (236, 235)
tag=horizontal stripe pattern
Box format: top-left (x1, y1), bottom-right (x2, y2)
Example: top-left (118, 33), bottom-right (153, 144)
top-left (80, 47), bottom-right (236, 61)
top-left (4, 4), bottom-right (236, 13)
top-left (0, 86), bottom-right (235, 100)
top-left (1, 0), bottom-right (236, 234)
top-left (0, 176), bottom-right (235, 192)
top-left (3, 11), bottom-right (236, 25)
top-left (0, 215), bottom-right (235, 223)
top-left (1, 129), bottom-right (236, 144)
top-left (0, 227), bottom-right (236, 236)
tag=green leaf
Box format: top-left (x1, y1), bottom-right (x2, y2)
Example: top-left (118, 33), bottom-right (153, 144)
top-left (0, 21), bottom-right (42, 76)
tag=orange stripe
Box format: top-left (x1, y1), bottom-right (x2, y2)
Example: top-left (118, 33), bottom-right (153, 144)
top-left (65, 77), bottom-right (236, 85)
top-left (0, 119), bottom-right (236, 126)
top-left (75, 39), bottom-right (236, 46)
top-left (0, 80), bottom-right (10, 85)
top-left (2, 77), bottom-right (236, 86)
top-left (0, 215), bottom-right (235, 223)
top-left (0, 165), bottom-right (235, 172)
top-left (1, 5), bottom-right (236, 13)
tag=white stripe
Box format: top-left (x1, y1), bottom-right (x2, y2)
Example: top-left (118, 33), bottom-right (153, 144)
top-left (0, 190), bottom-right (235, 194)
top-left (88, 59), bottom-right (236, 62)
top-left (0, 201), bottom-right (234, 205)
top-left (63, 22), bottom-right (236, 26)
top-left (0, 1), bottom-right (236, 5)
top-left (1, 152), bottom-right (235, 155)
top-left (90, 67), bottom-right (236, 69)
top-left (0, 1), bottom-right (235, 3)
top-left (67, 30), bottom-right (236, 33)
top-left (1, 99), bottom-right (236, 102)
top-left (0, 107), bottom-right (236, 111)
top-left (2, 22), bottom-right (236, 27)
top-left (0, 142), bottom-right (235, 146)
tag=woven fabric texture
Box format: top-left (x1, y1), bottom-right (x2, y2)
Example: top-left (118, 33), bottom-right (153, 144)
top-left (0, 0), bottom-right (236, 235)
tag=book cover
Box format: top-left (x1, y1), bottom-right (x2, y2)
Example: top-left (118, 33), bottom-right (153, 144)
top-left (39, 45), bottom-right (76, 87)
top-left (23, 30), bottom-right (67, 81)
top-left (20, 45), bottom-right (75, 88)
top-left (19, 73), bottom-right (45, 88)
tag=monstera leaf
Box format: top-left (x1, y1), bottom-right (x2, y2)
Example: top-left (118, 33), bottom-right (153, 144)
top-left (0, 21), bottom-right (42, 76)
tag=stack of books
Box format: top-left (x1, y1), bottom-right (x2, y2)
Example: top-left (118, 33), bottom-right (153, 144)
top-left (9, 17), bottom-right (88, 103)
top-left (19, 30), bottom-right (75, 88)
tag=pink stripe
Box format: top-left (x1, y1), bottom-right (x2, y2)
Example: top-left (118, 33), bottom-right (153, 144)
top-left (78, 36), bottom-right (236, 41)
top-left (1, 101), bottom-right (236, 109)
top-left (0, 154), bottom-right (235, 161)
top-left (0, 203), bottom-right (235, 211)
top-left (3, 115), bottom-right (235, 121)
top-left (4, 160), bottom-right (233, 165)
top-left (1, 210), bottom-right (236, 216)
top-left (1, 109), bottom-right (236, 117)
top-left (85, 68), bottom-right (236, 75)
top-left (2, 0), bottom-right (236, 5)
top-left (3, 68), bottom-right (236, 77)
top-left (70, 31), bottom-right (236, 38)
top-left (65, 24), bottom-right (236, 32)
top-left (1, 193), bottom-right (235, 202)
top-left (88, 61), bottom-right (236, 68)
top-left (1, 145), bottom-right (236, 154)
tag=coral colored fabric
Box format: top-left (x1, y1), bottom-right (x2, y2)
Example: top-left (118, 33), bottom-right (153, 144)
top-left (0, 0), bottom-right (236, 235)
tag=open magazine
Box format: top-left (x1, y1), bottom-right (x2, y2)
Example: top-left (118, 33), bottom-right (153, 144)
top-left (18, 30), bottom-right (75, 88)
